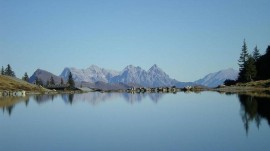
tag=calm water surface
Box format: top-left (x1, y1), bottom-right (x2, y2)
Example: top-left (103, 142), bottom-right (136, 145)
top-left (0, 92), bottom-right (270, 151)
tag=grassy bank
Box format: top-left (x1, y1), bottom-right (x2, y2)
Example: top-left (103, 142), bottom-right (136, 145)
top-left (213, 79), bottom-right (270, 97)
top-left (215, 79), bottom-right (270, 91)
top-left (0, 75), bottom-right (50, 93)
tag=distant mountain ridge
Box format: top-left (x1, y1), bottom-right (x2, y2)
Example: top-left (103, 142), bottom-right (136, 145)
top-left (60, 64), bottom-right (193, 88)
top-left (109, 64), bottom-right (177, 87)
top-left (60, 65), bottom-right (119, 83)
top-left (194, 68), bottom-right (239, 87)
top-left (29, 65), bottom-right (238, 89)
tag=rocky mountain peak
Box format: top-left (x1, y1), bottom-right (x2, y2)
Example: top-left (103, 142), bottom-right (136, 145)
top-left (149, 64), bottom-right (158, 70)
top-left (88, 65), bottom-right (102, 71)
top-left (148, 64), bottom-right (164, 74)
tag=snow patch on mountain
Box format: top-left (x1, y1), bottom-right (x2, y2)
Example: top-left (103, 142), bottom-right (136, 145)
top-left (60, 64), bottom-right (183, 87)
top-left (110, 64), bottom-right (177, 87)
top-left (60, 65), bottom-right (120, 83)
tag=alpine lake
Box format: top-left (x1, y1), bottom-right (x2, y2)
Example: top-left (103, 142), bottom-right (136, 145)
top-left (1, 91), bottom-right (270, 151)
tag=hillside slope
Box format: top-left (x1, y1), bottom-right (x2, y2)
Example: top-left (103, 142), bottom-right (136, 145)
top-left (29, 69), bottom-right (63, 84)
top-left (0, 75), bottom-right (48, 92)
top-left (194, 68), bottom-right (238, 87)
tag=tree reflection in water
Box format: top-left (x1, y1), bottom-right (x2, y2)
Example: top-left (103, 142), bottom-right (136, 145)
top-left (0, 93), bottom-right (165, 111)
top-left (0, 96), bottom-right (30, 116)
top-left (68, 94), bottom-right (74, 104)
top-left (4, 91), bottom-right (270, 135)
top-left (33, 95), bottom-right (56, 104)
top-left (238, 94), bottom-right (270, 134)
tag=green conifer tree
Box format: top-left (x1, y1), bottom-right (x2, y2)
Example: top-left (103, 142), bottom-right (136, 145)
top-left (35, 77), bottom-right (43, 86)
top-left (50, 76), bottom-right (55, 85)
top-left (238, 40), bottom-right (249, 82)
top-left (238, 39), bottom-right (249, 70)
top-left (35, 77), bottom-right (39, 85)
top-left (256, 45), bottom-right (270, 80)
top-left (1, 66), bottom-right (4, 75)
top-left (39, 79), bottom-right (44, 86)
top-left (61, 78), bottom-right (64, 85)
top-left (253, 45), bottom-right (261, 61)
top-left (67, 72), bottom-right (75, 89)
top-left (243, 55), bottom-right (257, 82)
top-left (22, 72), bottom-right (29, 82)
top-left (46, 80), bottom-right (50, 86)
top-left (5, 64), bottom-right (15, 77)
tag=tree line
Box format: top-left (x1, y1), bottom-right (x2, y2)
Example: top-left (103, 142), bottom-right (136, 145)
top-left (1, 64), bottom-right (75, 89)
top-left (34, 72), bottom-right (75, 89)
top-left (238, 39), bottom-right (270, 82)
top-left (225, 40), bottom-right (270, 85)
top-left (1, 64), bottom-right (30, 82)
top-left (1, 64), bottom-right (16, 77)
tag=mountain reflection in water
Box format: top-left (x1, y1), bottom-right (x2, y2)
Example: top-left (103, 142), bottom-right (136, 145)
top-left (1, 92), bottom-right (270, 133)
top-left (60, 92), bottom-right (164, 105)
top-left (0, 92), bottom-right (164, 115)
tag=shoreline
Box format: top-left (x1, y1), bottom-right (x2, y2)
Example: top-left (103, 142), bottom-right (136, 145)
top-left (1, 86), bottom-right (270, 109)
top-left (213, 86), bottom-right (270, 93)
top-left (1, 85), bottom-right (270, 97)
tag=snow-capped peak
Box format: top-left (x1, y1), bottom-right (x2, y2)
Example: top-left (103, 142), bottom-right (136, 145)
top-left (60, 64), bottom-right (172, 86)
top-left (148, 64), bottom-right (164, 74)
top-left (60, 65), bottom-right (120, 83)
top-left (88, 65), bottom-right (102, 71)
top-left (149, 64), bottom-right (158, 70)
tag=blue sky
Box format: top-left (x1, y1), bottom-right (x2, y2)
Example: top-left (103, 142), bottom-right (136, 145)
top-left (0, 0), bottom-right (269, 81)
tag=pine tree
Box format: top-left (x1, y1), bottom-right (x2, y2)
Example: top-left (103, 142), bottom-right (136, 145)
top-left (256, 45), bottom-right (270, 80)
top-left (46, 80), bottom-right (50, 86)
top-left (238, 39), bottom-right (249, 71)
top-left (1, 66), bottom-right (4, 75)
top-left (4, 64), bottom-right (15, 77)
top-left (39, 79), bottom-right (44, 86)
top-left (50, 76), bottom-right (55, 85)
top-left (22, 72), bottom-right (29, 82)
top-left (243, 55), bottom-right (257, 82)
top-left (238, 40), bottom-right (249, 82)
top-left (35, 77), bottom-right (43, 86)
top-left (61, 78), bottom-right (64, 85)
top-left (67, 72), bottom-right (75, 89)
top-left (253, 45), bottom-right (261, 61)
top-left (35, 77), bottom-right (38, 85)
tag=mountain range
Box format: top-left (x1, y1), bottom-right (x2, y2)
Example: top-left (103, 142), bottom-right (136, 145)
top-left (29, 64), bottom-right (238, 89)
top-left (60, 64), bottom-right (199, 88)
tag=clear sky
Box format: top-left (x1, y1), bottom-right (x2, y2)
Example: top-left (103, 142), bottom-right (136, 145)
top-left (0, 0), bottom-right (269, 81)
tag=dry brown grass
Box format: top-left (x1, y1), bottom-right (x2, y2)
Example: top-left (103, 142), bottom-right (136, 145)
top-left (213, 79), bottom-right (270, 97)
top-left (236, 79), bottom-right (270, 88)
top-left (0, 75), bottom-right (49, 92)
